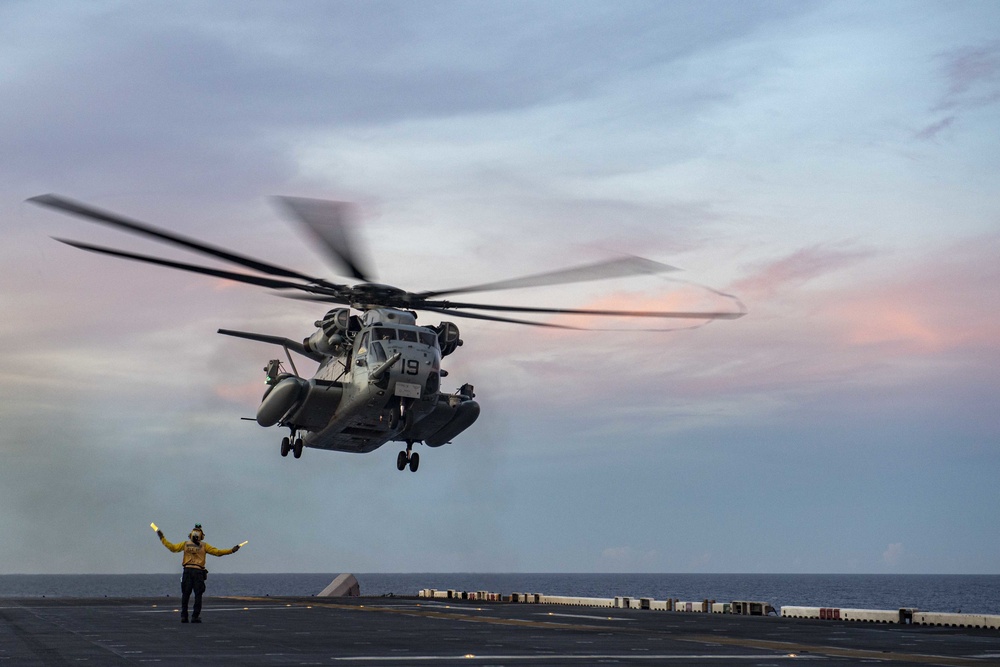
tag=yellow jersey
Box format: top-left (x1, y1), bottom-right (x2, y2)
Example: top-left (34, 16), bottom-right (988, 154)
top-left (160, 535), bottom-right (234, 570)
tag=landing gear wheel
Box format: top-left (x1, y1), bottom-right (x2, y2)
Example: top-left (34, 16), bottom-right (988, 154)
top-left (280, 437), bottom-right (290, 457)
top-left (396, 441), bottom-right (419, 472)
top-left (293, 438), bottom-right (304, 459)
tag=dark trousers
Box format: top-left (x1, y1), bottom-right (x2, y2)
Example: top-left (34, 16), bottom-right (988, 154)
top-left (180, 567), bottom-right (207, 619)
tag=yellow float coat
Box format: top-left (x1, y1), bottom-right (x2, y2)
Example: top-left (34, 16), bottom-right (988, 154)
top-left (160, 535), bottom-right (235, 570)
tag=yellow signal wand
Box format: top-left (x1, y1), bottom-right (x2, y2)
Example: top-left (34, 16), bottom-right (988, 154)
top-left (238, 541), bottom-right (248, 547)
top-left (150, 522), bottom-right (159, 532)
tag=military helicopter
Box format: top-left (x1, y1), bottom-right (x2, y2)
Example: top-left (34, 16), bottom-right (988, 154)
top-left (29, 194), bottom-right (745, 472)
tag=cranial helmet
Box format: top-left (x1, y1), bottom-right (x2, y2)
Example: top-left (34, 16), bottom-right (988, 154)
top-left (189, 524), bottom-right (205, 541)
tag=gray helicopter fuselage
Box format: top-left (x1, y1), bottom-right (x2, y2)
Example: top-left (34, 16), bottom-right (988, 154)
top-left (307, 319), bottom-right (441, 452)
top-left (29, 193), bottom-right (740, 471)
top-left (255, 308), bottom-right (479, 456)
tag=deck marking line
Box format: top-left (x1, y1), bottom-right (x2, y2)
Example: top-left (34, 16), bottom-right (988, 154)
top-left (226, 597), bottom-right (612, 632)
top-left (224, 597), bottom-right (987, 666)
top-left (537, 613), bottom-right (633, 621)
top-left (330, 654), bottom-right (803, 662)
top-left (682, 634), bottom-right (987, 666)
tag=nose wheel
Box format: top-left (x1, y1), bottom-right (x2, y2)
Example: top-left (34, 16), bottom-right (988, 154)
top-left (280, 435), bottom-right (304, 459)
top-left (396, 443), bottom-right (419, 472)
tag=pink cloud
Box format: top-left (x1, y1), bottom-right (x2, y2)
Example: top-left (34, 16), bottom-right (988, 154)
top-left (823, 236), bottom-right (1000, 356)
top-left (213, 380), bottom-right (265, 404)
top-left (839, 307), bottom-right (941, 350)
top-left (549, 285), bottom-right (734, 330)
top-left (393, 234), bottom-right (1000, 439)
top-left (595, 236), bottom-right (994, 403)
top-left (733, 244), bottom-right (874, 299)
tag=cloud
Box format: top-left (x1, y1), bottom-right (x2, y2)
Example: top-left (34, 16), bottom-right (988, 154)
top-left (883, 542), bottom-right (904, 566)
top-left (823, 236), bottom-right (1000, 356)
top-left (733, 244), bottom-right (875, 299)
top-left (914, 115), bottom-right (955, 141)
top-left (2, 1), bottom-right (1000, 575)
top-left (465, 233), bottom-right (1000, 465)
top-left (918, 42), bottom-right (1000, 140)
top-left (938, 43), bottom-right (1000, 109)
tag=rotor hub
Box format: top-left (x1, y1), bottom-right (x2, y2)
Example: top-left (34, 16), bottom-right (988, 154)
top-left (349, 283), bottom-right (409, 309)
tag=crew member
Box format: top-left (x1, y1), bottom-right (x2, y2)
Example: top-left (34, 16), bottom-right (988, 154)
top-left (157, 524), bottom-right (241, 623)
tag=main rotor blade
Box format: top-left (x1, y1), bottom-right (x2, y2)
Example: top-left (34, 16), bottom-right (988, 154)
top-left (276, 196), bottom-right (374, 283)
top-left (418, 256), bottom-right (679, 299)
top-left (30, 194), bottom-right (341, 288)
top-left (54, 238), bottom-right (331, 293)
top-left (418, 307), bottom-right (581, 330)
top-left (426, 299), bottom-right (746, 320)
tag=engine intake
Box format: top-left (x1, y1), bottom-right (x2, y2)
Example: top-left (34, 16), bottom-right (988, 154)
top-left (435, 321), bottom-right (463, 356)
top-left (304, 308), bottom-right (358, 356)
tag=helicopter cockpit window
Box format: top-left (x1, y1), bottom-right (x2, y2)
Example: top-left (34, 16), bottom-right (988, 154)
top-left (373, 327), bottom-right (396, 341)
top-left (397, 329), bottom-right (418, 343)
top-left (419, 332), bottom-right (437, 347)
top-left (356, 331), bottom-right (370, 365)
top-left (370, 341), bottom-right (388, 363)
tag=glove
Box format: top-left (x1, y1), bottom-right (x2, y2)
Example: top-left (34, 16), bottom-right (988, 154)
top-left (156, 530), bottom-right (164, 539)
top-left (232, 545), bottom-right (240, 552)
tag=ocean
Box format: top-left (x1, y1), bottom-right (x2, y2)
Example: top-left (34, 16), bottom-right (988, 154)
top-left (2, 573), bottom-right (998, 614)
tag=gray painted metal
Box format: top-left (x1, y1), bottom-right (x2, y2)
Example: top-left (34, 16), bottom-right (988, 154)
top-left (0, 596), bottom-right (993, 666)
top-left (317, 573), bottom-right (360, 597)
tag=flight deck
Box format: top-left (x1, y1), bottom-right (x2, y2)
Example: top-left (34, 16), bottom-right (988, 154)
top-left (2, 595), bottom-right (998, 666)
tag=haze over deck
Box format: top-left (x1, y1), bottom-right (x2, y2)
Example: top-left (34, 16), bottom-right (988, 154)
top-left (1, 1), bottom-right (998, 575)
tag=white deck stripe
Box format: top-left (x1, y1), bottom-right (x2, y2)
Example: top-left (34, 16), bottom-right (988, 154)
top-left (331, 654), bottom-right (802, 661)
top-left (536, 612), bottom-right (633, 621)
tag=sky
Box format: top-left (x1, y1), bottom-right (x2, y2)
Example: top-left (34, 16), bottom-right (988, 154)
top-left (1, 0), bottom-right (998, 576)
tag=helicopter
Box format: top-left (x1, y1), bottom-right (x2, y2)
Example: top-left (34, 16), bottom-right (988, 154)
top-left (29, 194), bottom-right (745, 472)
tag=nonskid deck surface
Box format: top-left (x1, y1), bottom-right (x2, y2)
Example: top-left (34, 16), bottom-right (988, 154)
top-left (1, 596), bottom-right (997, 666)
